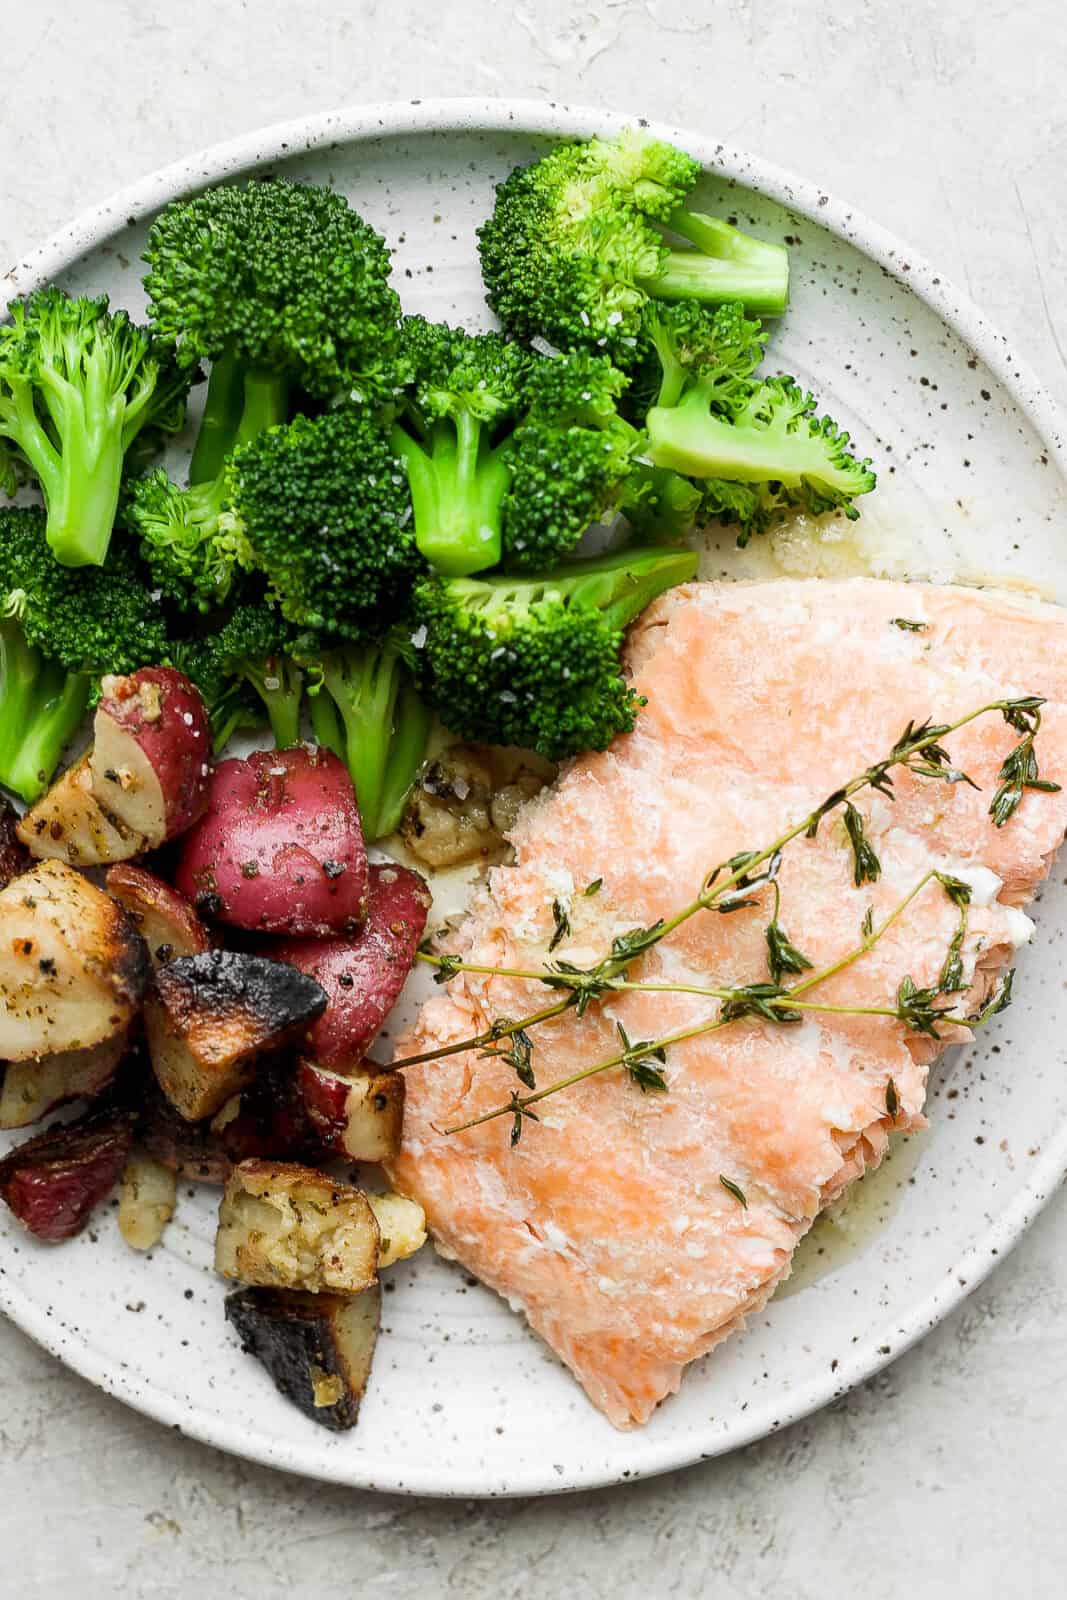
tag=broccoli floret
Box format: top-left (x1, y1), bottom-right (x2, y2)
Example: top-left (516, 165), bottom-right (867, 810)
top-left (392, 325), bottom-right (692, 571)
top-left (144, 178), bottom-right (404, 481)
top-left (0, 505), bottom-right (169, 799)
top-left (412, 546), bottom-right (698, 760)
top-left (228, 408), bottom-right (421, 636)
top-left (646, 373), bottom-right (877, 542)
top-left (0, 288), bottom-right (189, 567)
top-left (188, 602), bottom-right (309, 749)
top-left (168, 634), bottom-right (265, 754)
top-left (501, 352), bottom-right (639, 568)
top-left (478, 130), bottom-right (789, 364)
top-left (305, 630), bottom-right (431, 841)
top-left (389, 318), bottom-right (531, 575)
top-left (123, 468), bottom-right (253, 611)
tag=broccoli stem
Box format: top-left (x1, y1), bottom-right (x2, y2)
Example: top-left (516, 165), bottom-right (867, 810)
top-left (378, 682), bottom-right (431, 839)
top-left (35, 393), bottom-right (126, 568)
top-left (646, 384), bottom-right (860, 494)
top-left (308, 684), bottom-right (345, 759)
top-left (318, 647), bottom-right (430, 841)
top-left (236, 656), bottom-right (304, 748)
top-left (189, 354), bottom-right (289, 486)
top-left (391, 419), bottom-right (510, 577)
top-left (473, 546), bottom-right (699, 633)
top-left (0, 619), bottom-right (91, 801)
top-left (641, 211), bottom-right (790, 317)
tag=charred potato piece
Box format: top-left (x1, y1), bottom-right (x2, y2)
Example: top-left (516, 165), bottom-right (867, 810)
top-left (90, 667), bottom-right (211, 848)
top-left (215, 1159), bottom-right (379, 1293)
top-left (148, 951), bottom-right (327, 1121)
top-left (0, 1032), bottom-right (129, 1130)
top-left (225, 1282), bottom-right (380, 1431)
top-left (271, 863), bottom-right (430, 1071)
top-left (17, 754), bottom-right (149, 866)
top-left (0, 795), bottom-right (30, 887)
top-left (0, 861), bottom-right (149, 1061)
top-left (105, 865), bottom-right (212, 967)
top-left (138, 1060), bottom-right (322, 1183)
top-left (117, 1148), bottom-right (177, 1250)
top-left (298, 1061), bottom-right (405, 1163)
top-left (0, 1106), bottom-right (135, 1240)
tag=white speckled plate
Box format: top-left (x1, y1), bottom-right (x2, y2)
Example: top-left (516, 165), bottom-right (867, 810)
top-left (2, 101), bottom-right (1066, 1499)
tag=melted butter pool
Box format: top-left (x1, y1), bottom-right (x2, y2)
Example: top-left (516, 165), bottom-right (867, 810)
top-left (776, 1131), bottom-right (927, 1298)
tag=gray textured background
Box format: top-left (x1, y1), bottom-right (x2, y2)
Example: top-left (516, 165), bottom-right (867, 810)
top-left (2, 3), bottom-right (1066, 1595)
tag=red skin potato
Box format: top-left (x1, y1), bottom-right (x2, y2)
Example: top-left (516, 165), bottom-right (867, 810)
top-left (91, 668), bottom-right (211, 847)
top-left (174, 748), bottom-right (369, 937)
top-left (0, 1108), bottom-right (135, 1241)
top-left (270, 863), bottom-right (430, 1070)
top-left (138, 1062), bottom-right (323, 1185)
top-left (0, 796), bottom-right (30, 888)
top-left (297, 1061), bottom-right (405, 1162)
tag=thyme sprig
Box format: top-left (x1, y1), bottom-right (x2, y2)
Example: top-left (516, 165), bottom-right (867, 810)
top-left (404, 697), bottom-right (1053, 1133)
top-left (438, 871), bottom-right (1018, 1138)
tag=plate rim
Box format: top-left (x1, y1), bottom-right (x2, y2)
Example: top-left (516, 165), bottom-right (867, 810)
top-left (3, 96), bottom-right (1067, 1499)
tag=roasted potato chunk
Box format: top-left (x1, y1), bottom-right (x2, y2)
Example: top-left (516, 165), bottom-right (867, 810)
top-left (215, 1159), bottom-right (379, 1293)
top-left (367, 1191), bottom-right (427, 1268)
top-left (105, 865), bottom-right (211, 967)
top-left (0, 1106), bottom-right (135, 1240)
top-left (298, 1061), bottom-right (405, 1163)
top-left (225, 1282), bottom-right (380, 1431)
top-left (0, 1032), bottom-right (128, 1129)
top-left (148, 951), bottom-right (327, 1121)
top-left (0, 861), bottom-right (149, 1061)
top-left (117, 1148), bottom-right (177, 1250)
top-left (17, 753), bottom-right (149, 866)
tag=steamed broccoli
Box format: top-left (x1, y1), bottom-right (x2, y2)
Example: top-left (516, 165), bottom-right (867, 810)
top-left (477, 130), bottom-right (789, 364)
top-left (412, 546), bottom-right (698, 759)
top-left (391, 320), bottom-right (695, 572)
top-left (0, 288), bottom-right (189, 567)
top-left (0, 505), bottom-right (170, 799)
top-left (144, 178), bottom-right (404, 480)
top-left (306, 630), bottom-right (431, 841)
top-left (177, 601), bottom-right (310, 750)
top-left (229, 408), bottom-right (421, 635)
top-left (645, 359), bottom-right (876, 541)
top-left (389, 318), bottom-right (531, 575)
top-left (129, 179), bottom-right (406, 612)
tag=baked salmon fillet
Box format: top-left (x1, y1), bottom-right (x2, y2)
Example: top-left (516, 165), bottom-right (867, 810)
top-left (389, 577), bottom-right (1067, 1427)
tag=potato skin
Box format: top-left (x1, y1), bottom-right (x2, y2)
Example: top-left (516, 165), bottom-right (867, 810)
top-left (0, 1106), bottom-right (136, 1240)
top-left (225, 1282), bottom-right (380, 1431)
top-left (174, 747), bottom-right (369, 936)
top-left (0, 796), bottom-right (30, 887)
top-left (105, 865), bottom-right (212, 967)
top-left (91, 667), bottom-right (211, 846)
top-left (298, 1062), bottom-right (405, 1163)
top-left (270, 863), bottom-right (430, 1070)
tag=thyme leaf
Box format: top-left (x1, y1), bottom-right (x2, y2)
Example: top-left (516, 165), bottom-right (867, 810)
top-left (990, 711), bottom-right (1061, 827)
top-left (843, 802), bottom-right (881, 886)
top-left (891, 618), bottom-right (928, 632)
top-left (969, 968), bottom-right (1015, 1024)
top-left (485, 1027), bottom-right (536, 1090)
top-left (765, 919), bottom-right (814, 984)
top-left (508, 1093), bottom-right (540, 1147)
top-left (895, 975), bottom-right (956, 1038)
top-left (616, 1021), bottom-right (668, 1093)
top-left (548, 898), bottom-right (572, 952)
top-left (719, 982), bottom-right (802, 1026)
top-left (584, 877), bottom-right (603, 897)
top-left (885, 1077), bottom-right (900, 1117)
top-left (719, 1175), bottom-right (748, 1208)
top-left (610, 922), bottom-right (665, 962)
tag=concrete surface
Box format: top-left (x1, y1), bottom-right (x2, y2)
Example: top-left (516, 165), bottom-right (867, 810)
top-left (2, 2), bottom-right (1066, 1595)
